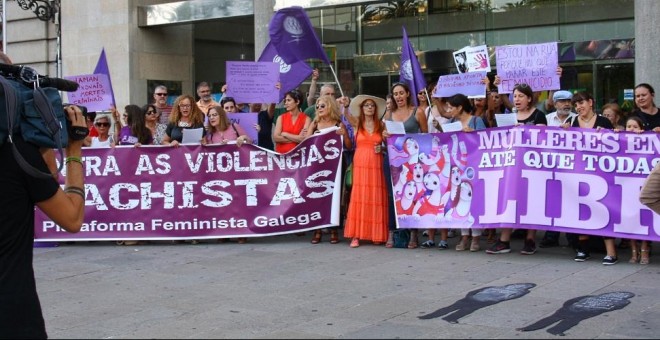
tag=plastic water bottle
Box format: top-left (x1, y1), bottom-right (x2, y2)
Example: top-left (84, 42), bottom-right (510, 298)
top-left (512, 107), bottom-right (518, 115)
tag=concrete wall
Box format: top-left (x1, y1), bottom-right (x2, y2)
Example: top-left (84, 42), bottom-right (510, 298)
top-left (60, 0), bottom-right (194, 109)
top-left (634, 0), bottom-right (660, 87)
top-left (5, 1), bottom-right (58, 76)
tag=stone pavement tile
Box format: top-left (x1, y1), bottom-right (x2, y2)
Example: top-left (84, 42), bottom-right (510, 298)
top-left (419, 323), bottom-right (508, 339)
top-left (285, 316), bottom-right (371, 338)
top-left (340, 321), bottom-right (435, 339)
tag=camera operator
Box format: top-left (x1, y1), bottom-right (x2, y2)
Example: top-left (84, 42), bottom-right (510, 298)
top-left (0, 59), bottom-right (87, 338)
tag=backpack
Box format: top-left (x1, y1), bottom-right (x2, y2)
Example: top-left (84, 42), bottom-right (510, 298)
top-left (0, 75), bottom-right (68, 178)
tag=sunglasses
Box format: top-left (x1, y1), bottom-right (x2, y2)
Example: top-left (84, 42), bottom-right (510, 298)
top-left (363, 103), bottom-right (376, 108)
top-left (145, 110), bottom-right (158, 115)
top-left (179, 104), bottom-right (191, 108)
top-left (316, 104), bottom-right (326, 109)
top-left (155, 93), bottom-right (167, 96)
top-left (95, 122), bottom-right (110, 127)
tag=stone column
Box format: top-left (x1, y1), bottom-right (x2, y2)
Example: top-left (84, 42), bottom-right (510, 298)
top-left (253, 0), bottom-right (275, 60)
top-left (635, 0), bottom-right (660, 87)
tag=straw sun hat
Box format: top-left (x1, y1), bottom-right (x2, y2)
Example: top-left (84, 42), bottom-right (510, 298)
top-left (349, 95), bottom-right (387, 118)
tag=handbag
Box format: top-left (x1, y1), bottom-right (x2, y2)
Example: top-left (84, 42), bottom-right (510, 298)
top-left (0, 76), bottom-right (68, 178)
top-left (393, 229), bottom-right (411, 248)
top-left (344, 162), bottom-right (353, 188)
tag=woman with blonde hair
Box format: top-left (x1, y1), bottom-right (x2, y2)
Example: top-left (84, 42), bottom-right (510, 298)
top-left (305, 95), bottom-right (352, 244)
top-left (162, 94), bottom-right (205, 147)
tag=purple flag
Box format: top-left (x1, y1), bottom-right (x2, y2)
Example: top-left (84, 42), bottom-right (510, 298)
top-left (268, 6), bottom-right (330, 65)
top-left (400, 27), bottom-right (426, 106)
top-left (93, 48), bottom-right (116, 107)
top-left (259, 41), bottom-right (313, 101)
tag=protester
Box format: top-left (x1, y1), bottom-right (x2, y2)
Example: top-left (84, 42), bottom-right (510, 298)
top-left (545, 90), bottom-right (576, 127)
top-left (382, 82), bottom-right (428, 248)
top-left (564, 91), bottom-right (615, 263)
top-left (195, 81), bottom-right (219, 115)
top-left (304, 96), bottom-right (353, 244)
top-left (537, 90), bottom-right (577, 248)
top-left (273, 90), bottom-right (311, 153)
top-left (252, 102), bottom-right (276, 150)
top-left (203, 105), bottom-right (252, 147)
top-left (153, 85), bottom-right (173, 124)
top-left (84, 113), bottom-right (115, 147)
top-left (116, 104), bottom-right (153, 146)
top-left (221, 96), bottom-right (238, 113)
top-left (632, 83), bottom-right (660, 131)
top-left (443, 94), bottom-right (486, 251)
top-left (0, 101), bottom-right (86, 338)
top-left (143, 104), bottom-right (168, 145)
top-left (602, 103), bottom-right (626, 130)
top-left (304, 83), bottom-right (336, 120)
top-left (162, 94), bottom-right (205, 147)
top-left (487, 83), bottom-right (545, 255)
top-left (619, 116), bottom-right (653, 264)
top-left (344, 95), bottom-right (389, 247)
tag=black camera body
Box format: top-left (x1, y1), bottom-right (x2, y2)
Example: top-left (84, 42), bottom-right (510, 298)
top-left (61, 104), bottom-right (89, 141)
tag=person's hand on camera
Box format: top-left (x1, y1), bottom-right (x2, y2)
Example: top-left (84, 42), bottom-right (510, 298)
top-left (65, 105), bottom-right (87, 146)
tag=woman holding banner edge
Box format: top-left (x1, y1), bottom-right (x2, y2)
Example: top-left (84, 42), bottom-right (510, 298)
top-left (562, 91), bottom-right (616, 264)
top-left (382, 82), bottom-right (428, 248)
top-left (486, 83), bottom-right (546, 256)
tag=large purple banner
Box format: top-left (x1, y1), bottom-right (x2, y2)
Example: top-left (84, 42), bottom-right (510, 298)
top-left (35, 132), bottom-right (343, 241)
top-left (387, 126), bottom-right (660, 241)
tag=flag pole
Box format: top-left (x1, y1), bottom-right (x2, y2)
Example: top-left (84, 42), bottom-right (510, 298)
top-left (328, 64), bottom-right (345, 98)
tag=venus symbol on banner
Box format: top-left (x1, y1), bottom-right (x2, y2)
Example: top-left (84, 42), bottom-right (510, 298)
top-left (273, 55), bottom-right (291, 73)
top-left (284, 16), bottom-right (304, 43)
top-left (401, 60), bottom-right (414, 82)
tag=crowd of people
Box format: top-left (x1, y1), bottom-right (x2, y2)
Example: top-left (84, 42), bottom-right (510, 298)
top-left (74, 71), bottom-right (659, 265)
top-left (2, 42), bottom-right (660, 337)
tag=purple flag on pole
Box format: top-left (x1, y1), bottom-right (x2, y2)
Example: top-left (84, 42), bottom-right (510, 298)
top-left (268, 6), bottom-right (330, 65)
top-left (400, 27), bottom-right (426, 106)
top-left (93, 48), bottom-right (116, 107)
top-left (259, 41), bottom-right (313, 101)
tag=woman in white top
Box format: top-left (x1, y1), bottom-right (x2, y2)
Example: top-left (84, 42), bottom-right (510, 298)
top-left (84, 114), bottom-right (115, 148)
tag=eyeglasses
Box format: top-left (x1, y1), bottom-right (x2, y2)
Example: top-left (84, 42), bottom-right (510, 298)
top-left (363, 103), bottom-right (376, 108)
top-left (179, 104), bottom-right (191, 108)
top-left (95, 122), bottom-right (110, 127)
top-left (316, 104), bottom-right (326, 109)
top-left (155, 93), bottom-right (167, 96)
top-left (145, 110), bottom-right (157, 115)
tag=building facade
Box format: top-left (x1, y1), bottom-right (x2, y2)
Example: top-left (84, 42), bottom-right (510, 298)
top-left (3, 0), bottom-right (659, 111)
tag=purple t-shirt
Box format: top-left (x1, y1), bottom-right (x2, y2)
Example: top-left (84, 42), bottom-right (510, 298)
top-left (118, 126), bottom-right (152, 145)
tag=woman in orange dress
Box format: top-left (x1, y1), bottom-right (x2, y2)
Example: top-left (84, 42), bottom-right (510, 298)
top-left (273, 90), bottom-right (311, 153)
top-left (343, 95), bottom-right (389, 247)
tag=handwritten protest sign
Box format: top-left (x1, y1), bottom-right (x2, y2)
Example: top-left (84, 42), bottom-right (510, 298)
top-left (228, 112), bottom-right (259, 143)
top-left (225, 61), bottom-right (280, 104)
top-left (495, 42), bottom-right (559, 93)
top-left (64, 73), bottom-right (113, 112)
top-left (434, 71), bottom-right (487, 97)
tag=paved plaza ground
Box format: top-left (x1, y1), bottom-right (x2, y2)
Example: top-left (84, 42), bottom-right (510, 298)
top-left (34, 233), bottom-right (659, 339)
